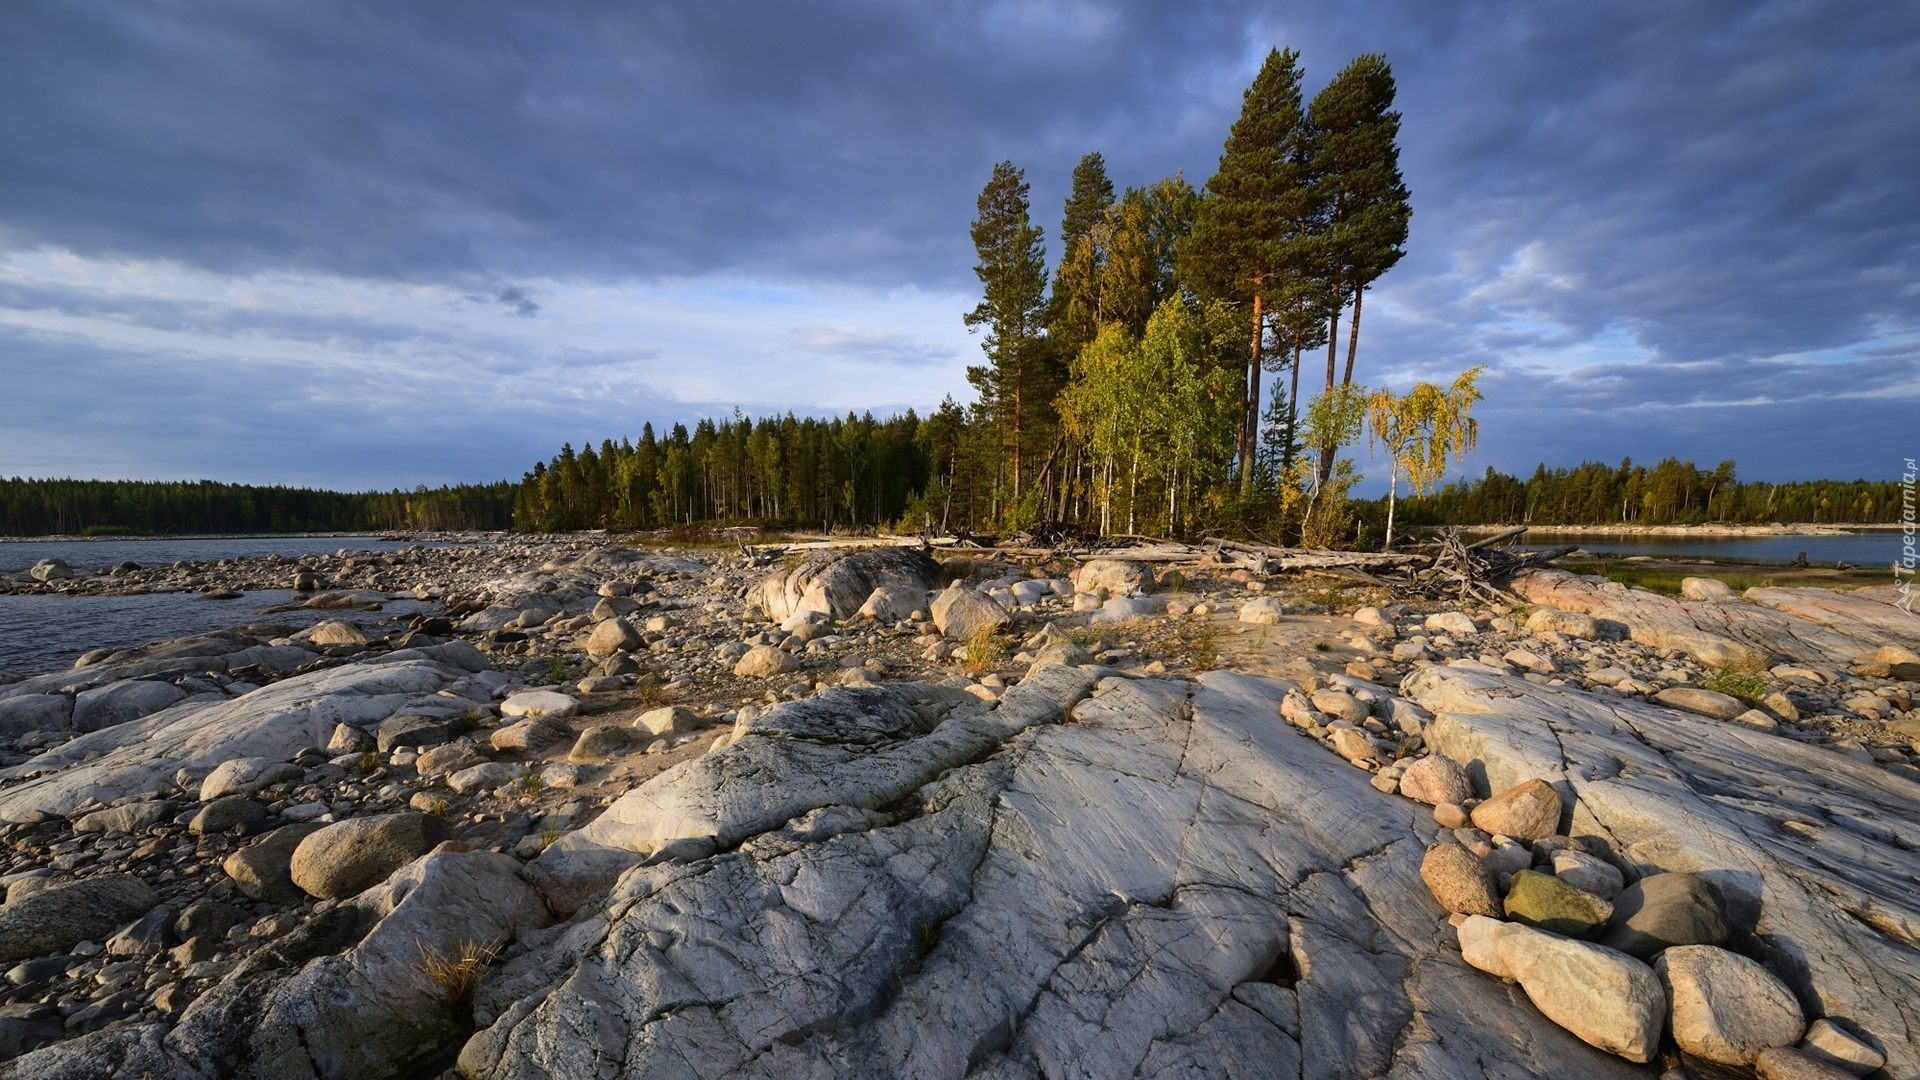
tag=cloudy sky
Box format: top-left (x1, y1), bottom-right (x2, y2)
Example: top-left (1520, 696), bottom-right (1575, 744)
top-left (1, 0), bottom-right (1914, 492)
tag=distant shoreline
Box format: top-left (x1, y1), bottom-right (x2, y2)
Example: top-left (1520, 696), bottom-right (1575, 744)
top-left (1462, 523), bottom-right (1894, 537)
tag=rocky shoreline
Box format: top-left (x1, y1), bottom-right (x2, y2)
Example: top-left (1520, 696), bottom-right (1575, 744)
top-left (0, 536), bottom-right (1916, 1078)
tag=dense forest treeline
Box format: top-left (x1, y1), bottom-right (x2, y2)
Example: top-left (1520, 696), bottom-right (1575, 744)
top-left (0, 477), bottom-right (515, 537)
top-left (1383, 459), bottom-right (1905, 529)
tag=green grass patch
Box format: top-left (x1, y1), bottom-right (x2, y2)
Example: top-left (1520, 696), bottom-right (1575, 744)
top-left (1700, 667), bottom-right (1769, 704)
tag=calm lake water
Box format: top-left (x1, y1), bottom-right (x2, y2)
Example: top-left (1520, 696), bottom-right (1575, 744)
top-left (1507, 530), bottom-right (1902, 567)
top-left (0, 536), bottom-right (448, 677)
top-left (0, 534), bottom-right (430, 574)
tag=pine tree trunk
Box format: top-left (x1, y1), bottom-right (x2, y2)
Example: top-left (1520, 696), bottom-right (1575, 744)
top-left (1342, 287), bottom-right (1363, 387)
top-left (1241, 290), bottom-right (1263, 497)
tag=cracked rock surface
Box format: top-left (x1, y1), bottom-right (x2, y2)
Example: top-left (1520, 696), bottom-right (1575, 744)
top-left (463, 670), bottom-right (1650, 1080)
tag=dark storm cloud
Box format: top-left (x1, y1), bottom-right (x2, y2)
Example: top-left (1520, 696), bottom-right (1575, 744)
top-left (0, 0), bottom-right (1914, 485)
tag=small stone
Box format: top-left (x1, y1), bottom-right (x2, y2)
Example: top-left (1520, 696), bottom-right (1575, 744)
top-left (306, 620), bottom-right (369, 648)
top-left (1353, 606), bottom-right (1385, 625)
top-left (1525, 608), bottom-right (1598, 639)
top-left (1311, 689), bottom-right (1371, 724)
top-left (325, 723), bottom-right (374, 754)
top-left (1471, 778), bottom-right (1564, 841)
top-left (490, 714), bottom-right (573, 755)
top-left (1657, 944), bottom-right (1806, 1065)
top-left (585, 618), bottom-right (644, 657)
top-left (1680, 577), bottom-right (1738, 602)
top-left (1600, 872), bottom-right (1729, 959)
top-left (1433, 802), bottom-right (1470, 829)
top-left (447, 762), bottom-right (516, 794)
top-left (569, 725), bottom-right (638, 762)
top-left (1421, 842), bottom-right (1502, 917)
top-left (1504, 869), bottom-right (1614, 937)
top-left (1329, 726), bottom-right (1385, 766)
top-left (1425, 611), bottom-right (1478, 637)
top-left (1797, 1018), bottom-right (1886, 1075)
top-left (221, 823), bottom-right (324, 903)
top-left (1552, 849), bottom-right (1625, 899)
top-left (635, 706), bottom-right (699, 737)
top-left (1238, 598), bottom-right (1285, 625)
top-left (734, 645), bottom-right (800, 678)
top-left (500, 690), bottom-right (580, 719)
top-left (1399, 756), bottom-right (1473, 806)
top-left (1756, 1047), bottom-right (1862, 1080)
top-left (1655, 686), bottom-right (1748, 720)
top-left (1733, 709), bottom-right (1781, 732)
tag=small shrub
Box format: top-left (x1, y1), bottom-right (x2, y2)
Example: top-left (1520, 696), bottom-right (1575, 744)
top-left (538, 820), bottom-right (563, 849)
top-left (1701, 667), bottom-right (1769, 704)
top-left (546, 656), bottom-right (567, 684)
top-left (1162, 570), bottom-right (1189, 592)
top-left (417, 938), bottom-right (499, 1014)
top-left (429, 797), bottom-right (450, 816)
top-left (1187, 626), bottom-right (1219, 671)
top-left (962, 622), bottom-right (1008, 677)
top-left (356, 751), bottom-right (379, 774)
top-left (518, 769), bottom-right (545, 795)
top-left (1313, 641), bottom-right (1332, 653)
top-left (637, 671), bottom-right (667, 706)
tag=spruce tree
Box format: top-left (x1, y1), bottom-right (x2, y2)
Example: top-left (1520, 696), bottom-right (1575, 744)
top-left (1180, 47), bottom-right (1315, 496)
top-left (965, 161), bottom-right (1049, 516)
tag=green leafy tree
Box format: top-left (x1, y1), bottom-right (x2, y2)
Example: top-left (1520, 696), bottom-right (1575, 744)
top-left (1365, 366), bottom-right (1484, 550)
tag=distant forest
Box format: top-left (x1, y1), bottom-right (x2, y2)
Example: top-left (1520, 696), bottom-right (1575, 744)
top-left (509, 420), bottom-right (1898, 533)
top-left (0, 477), bottom-right (515, 537)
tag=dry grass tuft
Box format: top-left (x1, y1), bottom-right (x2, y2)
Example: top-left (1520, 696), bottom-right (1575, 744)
top-left (418, 938), bottom-right (500, 1013)
top-left (962, 621), bottom-right (1008, 677)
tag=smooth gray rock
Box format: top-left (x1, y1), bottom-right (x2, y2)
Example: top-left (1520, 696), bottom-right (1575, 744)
top-left (482, 672), bottom-right (1652, 1079)
top-left (71, 679), bottom-right (185, 732)
top-left (0, 658), bottom-right (477, 822)
top-left (222, 823), bottom-right (324, 903)
top-left (758, 547), bottom-right (942, 623)
top-left (0, 694), bottom-right (74, 739)
top-left (1600, 872), bottom-right (1729, 959)
top-left (1657, 944), bottom-right (1805, 1065)
top-left (72, 799), bottom-right (173, 835)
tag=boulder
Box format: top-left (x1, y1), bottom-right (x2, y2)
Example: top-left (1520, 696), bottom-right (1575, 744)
top-left (568, 725), bottom-right (639, 762)
top-left (1425, 611), bottom-right (1479, 637)
top-left (1599, 873), bottom-right (1728, 959)
top-left (376, 712), bottom-right (450, 752)
top-left (448, 762), bottom-right (516, 794)
top-left (1656, 944), bottom-right (1805, 1065)
top-left (1071, 558), bottom-right (1155, 597)
top-left (1551, 849), bottom-right (1625, 900)
top-left (1310, 690), bottom-right (1371, 725)
top-left (758, 548), bottom-right (943, 623)
top-left (930, 584), bottom-right (1010, 641)
top-left (1030, 641), bottom-right (1093, 669)
top-left (1420, 842), bottom-right (1501, 917)
top-left (1797, 1018), bottom-right (1886, 1075)
top-left (73, 799), bottom-right (173, 835)
top-left (1526, 607), bottom-right (1598, 640)
top-left (1399, 755), bottom-right (1473, 806)
top-left (734, 645), bottom-right (799, 679)
top-left (1087, 596), bottom-right (1160, 625)
top-left (289, 812), bottom-right (452, 900)
top-left (1756, 1048), bottom-right (1863, 1080)
top-left (306, 620), bottom-right (370, 648)
top-left (1504, 869), bottom-right (1614, 937)
top-left (855, 586), bottom-right (923, 624)
top-left (1471, 778), bottom-right (1565, 840)
top-left (0, 875), bottom-right (157, 965)
top-left (1238, 597), bottom-right (1285, 625)
top-left (29, 558), bottom-right (75, 582)
top-left (500, 690), bottom-right (579, 720)
top-left (222, 823), bottom-right (324, 902)
top-left (0, 694), bottom-right (75, 739)
top-left (1654, 686), bottom-right (1747, 720)
top-left (490, 715), bottom-right (574, 755)
top-left (414, 741), bottom-right (486, 779)
top-left (1456, 914), bottom-right (1666, 1063)
top-left (585, 619), bottom-right (643, 657)
top-left (199, 756), bottom-right (303, 801)
top-left (635, 706), bottom-right (699, 738)
top-left (1681, 577), bottom-right (1738, 603)
top-left (190, 795), bottom-right (269, 836)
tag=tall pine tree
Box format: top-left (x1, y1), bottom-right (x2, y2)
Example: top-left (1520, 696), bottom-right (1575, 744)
top-left (1180, 48), bottom-right (1315, 497)
top-left (1310, 54), bottom-right (1410, 395)
top-left (965, 161), bottom-right (1050, 517)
